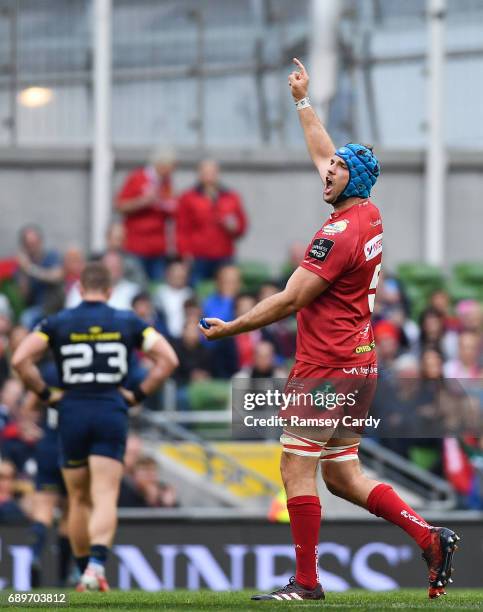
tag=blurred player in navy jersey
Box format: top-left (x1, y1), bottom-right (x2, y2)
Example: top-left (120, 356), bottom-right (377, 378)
top-left (24, 384), bottom-right (71, 588)
top-left (200, 58), bottom-right (459, 602)
top-left (8, 325), bottom-right (72, 587)
top-left (13, 262), bottom-right (178, 592)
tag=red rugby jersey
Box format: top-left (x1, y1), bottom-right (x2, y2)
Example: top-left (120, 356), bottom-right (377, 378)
top-left (297, 199), bottom-right (383, 367)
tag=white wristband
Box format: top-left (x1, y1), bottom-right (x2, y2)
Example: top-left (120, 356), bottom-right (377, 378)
top-left (295, 97), bottom-right (311, 110)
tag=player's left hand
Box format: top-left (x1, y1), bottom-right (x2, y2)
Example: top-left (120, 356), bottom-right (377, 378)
top-left (288, 57), bottom-right (309, 101)
top-left (198, 318), bottom-right (230, 340)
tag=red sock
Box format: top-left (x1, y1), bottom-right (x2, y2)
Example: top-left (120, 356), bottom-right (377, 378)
top-left (287, 495), bottom-right (321, 590)
top-left (367, 483), bottom-right (432, 549)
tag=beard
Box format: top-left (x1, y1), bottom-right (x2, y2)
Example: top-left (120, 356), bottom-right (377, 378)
top-left (323, 190), bottom-right (340, 205)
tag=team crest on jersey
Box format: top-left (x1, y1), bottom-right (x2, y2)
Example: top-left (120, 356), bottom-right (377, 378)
top-left (322, 219), bottom-right (349, 235)
top-left (364, 233), bottom-right (383, 261)
top-left (359, 323), bottom-right (370, 339)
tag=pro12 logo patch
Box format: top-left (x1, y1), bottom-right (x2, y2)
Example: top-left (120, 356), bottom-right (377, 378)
top-left (308, 238), bottom-right (334, 262)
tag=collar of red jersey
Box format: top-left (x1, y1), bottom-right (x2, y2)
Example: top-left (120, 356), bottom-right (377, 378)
top-left (330, 199), bottom-right (369, 219)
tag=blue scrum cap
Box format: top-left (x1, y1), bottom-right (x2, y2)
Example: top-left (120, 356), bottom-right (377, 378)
top-left (334, 144), bottom-right (380, 203)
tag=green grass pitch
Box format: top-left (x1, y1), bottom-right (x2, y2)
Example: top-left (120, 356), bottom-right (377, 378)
top-left (9, 589), bottom-right (483, 611)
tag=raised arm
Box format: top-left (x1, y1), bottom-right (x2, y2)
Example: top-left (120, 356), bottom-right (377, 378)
top-left (199, 266), bottom-right (328, 340)
top-left (17, 252), bottom-right (64, 284)
top-left (288, 58), bottom-right (336, 181)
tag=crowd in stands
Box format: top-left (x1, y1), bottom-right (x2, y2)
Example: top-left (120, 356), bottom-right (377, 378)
top-left (371, 274), bottom-right (483, 509)
top-left (0, 151), bottom-right (248, 522)
top-left (0, 150), bottom-right (482, 523)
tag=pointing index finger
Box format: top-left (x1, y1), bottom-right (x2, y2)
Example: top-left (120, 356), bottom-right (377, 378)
top-left (293, 57), bottom-right (306, 74)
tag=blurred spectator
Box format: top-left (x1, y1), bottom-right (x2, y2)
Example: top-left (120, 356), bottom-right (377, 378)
top-left (132, 292), bottom-right (167, 335)
top-left (177, 160), bottom-right (247, 284)
top-left (374, 320), bottom-right (402, 376)
top-left (412, 349), bottom-right (446, 473)
top-left (105, 222), bottom-right (147, 287)
top-left (0, 312), bottom-right (12, 337)
top-left (63, 246), bottom-right (85, 296)
top-left (421, 347), bottom-right (445, 381)
top-left (258, 281), bottom-right (297, 359)
top-left (203, 265), bottom-right (241, 321)
top-left (258, 281), bottom-right (280, 302)
top-left (371, 353), bottom-right (420, 457)
top-left (235, 341), bottom-right (287, 379)
top-left (374, 273), bottom-right (417, 352)
top-left (0, 378), bottom-right (24, 427)
top-left (444, 331), bottom-right (482, 379)
top-left (0, 335), bottom-right (9, 389)
top-left (1, 327), bottom-right (28, 397)
top-left (66, 250), bottom-right (141, 310)
top-left (456, 299), bottom-right (482, 333)
top-left (281, 242), bottom-right (307, 282)
top-left (123, 434), bottom-right (144, 478)
top-left (118, 456), bottom-right (178, 508)
top-left (105, 221), bottom-right (124, 251)
top-left (386, 305), bottom-right (419, 354)
top-left (153, 260), bottom-right (192, 339)
top-left (1, 400), bottom-right (41, 477)
top-left (103, 251), bottom-right (142, 310)
top-left (183, 297), bottom-right (202, 325)
top-left (115, 148), bottom-right (178, 281)
top-left (233, 294), bottom-right (262, 369)
top-left (428, 289), bottom-right (461, 358)
top-left (418, 308), bottom-right (446, 356)
top-left (0, 460), bottom-right (27, 524)
top-left (0, 378), bottom-right (23, 435)
top-left (374, 274), bottom-right (410, 319)
top-left (454, 436), bottom-right (483, 509)
top-left (0, 294), bottom-right (12, 319)
top-left (429, 289), bottom-right (459, 330)
top-left (171, 320), bottom-right (213, 387)
top-left (16, 225), bottom-right (63, 328)
top-left (201, 265), bottom-right (241, 378)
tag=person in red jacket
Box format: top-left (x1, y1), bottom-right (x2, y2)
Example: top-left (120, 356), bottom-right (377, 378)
top-left (115, 149), bottom-right (178, 281)
top-left (177, 159), bottom-right (248, 284)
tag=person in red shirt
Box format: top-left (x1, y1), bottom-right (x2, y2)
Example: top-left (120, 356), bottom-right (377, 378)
top-left (115, 149), bottom-right (178, 281)
top-left (199, 59), bottom-right (459, 602)
top-left (176, 159), bottom-right (247, 284)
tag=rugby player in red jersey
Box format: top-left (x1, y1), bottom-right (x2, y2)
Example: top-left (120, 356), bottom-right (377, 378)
top-left (199, 58), bottom-right (459, 601)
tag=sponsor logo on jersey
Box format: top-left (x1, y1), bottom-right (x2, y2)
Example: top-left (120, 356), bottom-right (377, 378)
top-left (364, 233), bottom-right (383, 261)
top-left (354, 341), bottom-right (376, 354)
top-left (70, 331), bottom-right (121, 342)
top-left (370, 218), bottom-right (382, 227)
top-left (322, 220), bottom-right (349, 235)
top-left (343, 364), bottom-right (378, 376)
top-left (307, 238), bottom-right (334, 262)
top-left (89, 326), bottom-right (103, 334)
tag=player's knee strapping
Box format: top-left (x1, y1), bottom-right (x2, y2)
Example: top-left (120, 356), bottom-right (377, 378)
top-left (319, 442), bottom-right (360, 462)
top-left (280, 432), bottom-right (327, 457)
